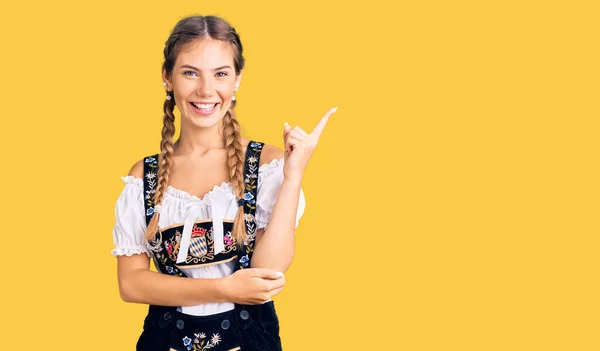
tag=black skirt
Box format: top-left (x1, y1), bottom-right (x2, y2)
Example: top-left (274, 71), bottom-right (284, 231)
top-left (136, 301), bottom-right (282, 351)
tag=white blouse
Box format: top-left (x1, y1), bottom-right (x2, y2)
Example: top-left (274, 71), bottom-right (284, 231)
top-left (111, 157), bottom-right (306, 316)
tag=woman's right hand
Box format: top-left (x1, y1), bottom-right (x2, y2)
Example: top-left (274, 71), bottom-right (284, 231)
top-left (221, 268), bottom-right (286, 304)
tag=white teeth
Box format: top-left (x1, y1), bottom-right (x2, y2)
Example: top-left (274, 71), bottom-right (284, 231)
top-left (192, 102), bottom-right (217, 110)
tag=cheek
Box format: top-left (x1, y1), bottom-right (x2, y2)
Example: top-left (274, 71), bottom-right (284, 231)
top-left (219, 79), bottom-right (236, 94)
top-left (218, 87), bottom-right (235, 100)
top-left (176, 80), bottom-right (197, 94)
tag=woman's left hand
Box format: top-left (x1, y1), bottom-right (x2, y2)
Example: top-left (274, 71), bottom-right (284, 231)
top-left (282, 107), bottom-right (337, 181)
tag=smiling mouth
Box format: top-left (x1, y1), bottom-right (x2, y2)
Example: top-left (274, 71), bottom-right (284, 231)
top-left (189, 102), bottom-right (219, 114)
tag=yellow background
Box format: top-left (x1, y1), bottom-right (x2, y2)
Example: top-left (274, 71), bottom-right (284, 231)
top-left (1, 0), bottom-right (598, 349)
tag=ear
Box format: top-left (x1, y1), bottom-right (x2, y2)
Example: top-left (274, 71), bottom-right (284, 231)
top-left (162, 68), bottom-right (172, 90)
top-left (234, 71), bottom-right (243, 91)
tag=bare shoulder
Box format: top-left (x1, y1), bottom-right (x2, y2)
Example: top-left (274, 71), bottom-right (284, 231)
top-left (259, 143), bottom-right (284, 167)
top-left (127, 159), bottom-right (145, 179)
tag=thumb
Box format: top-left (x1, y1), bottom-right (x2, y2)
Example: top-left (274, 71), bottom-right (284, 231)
top-left (283, 122), bottom-right (292, 139)
top-left (252, 268), bottom-right (284, 280)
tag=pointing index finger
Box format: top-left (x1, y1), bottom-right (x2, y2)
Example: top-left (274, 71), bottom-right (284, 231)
top-left (311, 107), bottom-right (337, 139)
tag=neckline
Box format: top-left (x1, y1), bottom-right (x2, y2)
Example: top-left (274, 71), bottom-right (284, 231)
top-left (166, 181), bottom-right (233, 202)
top-left (125, 157), bottom-right (283, 203)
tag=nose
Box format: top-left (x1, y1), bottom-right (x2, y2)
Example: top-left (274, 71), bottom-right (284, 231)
top-left (196, 78), bottom-right (214, 97)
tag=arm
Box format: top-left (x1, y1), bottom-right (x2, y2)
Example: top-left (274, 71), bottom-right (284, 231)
top-left (251, 107), bottom-right (336, 272)
top-left (118, 254), bottom-right (285, 306)
top-left (251, 147), bottom-right (302, 272)
top-left (117, 254), bottom-right (226, 306)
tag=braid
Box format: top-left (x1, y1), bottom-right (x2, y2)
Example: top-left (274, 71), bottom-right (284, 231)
top-left (222, 103), bottom-right (247, 246)
top-left (145, 92), bottom-right (176, 241)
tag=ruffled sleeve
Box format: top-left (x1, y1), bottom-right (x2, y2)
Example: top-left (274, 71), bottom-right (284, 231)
top-left (111, 176), bottom-right (152, 258)
top-left (255, 158), bottom-right (306, 230)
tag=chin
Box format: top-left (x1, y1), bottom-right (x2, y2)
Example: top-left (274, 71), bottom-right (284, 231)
top-left (185, 112), bottom-right (227, 129)
top-left (189, 116), bottom-right (220, 129)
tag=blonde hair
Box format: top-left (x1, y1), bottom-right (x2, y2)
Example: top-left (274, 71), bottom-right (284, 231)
top-left (144, 15), bottom-right (247, 247)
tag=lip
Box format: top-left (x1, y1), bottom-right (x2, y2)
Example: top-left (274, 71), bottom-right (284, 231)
top-left (189, 102), bottom-right (219, 116)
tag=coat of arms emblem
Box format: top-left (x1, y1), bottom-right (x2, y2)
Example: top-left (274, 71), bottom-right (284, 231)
top-left (189, 224), bottom-right (209, 258)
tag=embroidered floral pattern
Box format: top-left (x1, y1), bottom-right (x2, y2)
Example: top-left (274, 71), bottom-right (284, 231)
top-left (143, 156), bottom-right (159, 216)
top-left (148, 230), bottom-right (184, 276)
top-left (239, 255), bottom-right (249, 268)
top-left (238, 141), bottom-right (263, 269)
top-left (143, 154), bottom-right (185, 277)
top-left (223, 231), bottom-right (234, 246)
top-left (182, 332), bottom-right (221, 350)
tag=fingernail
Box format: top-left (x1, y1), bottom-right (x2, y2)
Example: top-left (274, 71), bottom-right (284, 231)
top-left (276, 271), bottom-right (283, 278)
top-left (284, 122), bottom-right (290, 128)
top-left (332, 107), bottom-right (338, 113)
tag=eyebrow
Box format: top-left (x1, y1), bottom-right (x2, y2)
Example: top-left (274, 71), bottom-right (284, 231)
top-left (180, 64), bottom-right (233, 71)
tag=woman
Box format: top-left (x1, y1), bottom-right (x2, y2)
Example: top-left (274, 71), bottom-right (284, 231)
top-left (111, 15), bottom-right (336, 350)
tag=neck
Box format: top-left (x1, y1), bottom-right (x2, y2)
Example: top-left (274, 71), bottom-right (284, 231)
top-left (175, 121), bottom-right (226, 156)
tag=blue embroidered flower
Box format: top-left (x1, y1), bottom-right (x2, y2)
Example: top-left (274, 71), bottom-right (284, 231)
top-left (240, 255), bottom-right (249, 267)
top-left (250, 142), bottom-right (262, 148)
top-left (146, 207), bottom-right (154, 216)
top-left (145, 157), bottom-right (157, 164)
top-left (243, 192), bottom-right (254, 201)
top-left (183, 336), bottom-right (192, 347)
top-left (165, 266), bottom-right (174, 274)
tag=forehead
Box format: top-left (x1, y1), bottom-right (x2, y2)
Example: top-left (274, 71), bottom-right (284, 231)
top-left (175, 38), bottom-right (235, 69)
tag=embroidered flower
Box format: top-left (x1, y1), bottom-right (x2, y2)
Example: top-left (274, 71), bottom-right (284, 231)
top-left (250, 142), bottom-right (262, 148)
top-left (196, 332), bottom-right (206, 339)
top-left (145, 157), bottom-right (156, 164)
top-left (248, 156), bottom-right (258, 163)
top-left (183, 336), bottom-right (192, 347)
top-left (223, 233), bottom-right (233, 246)
top-left (243, 192), bottom-right (254, 201)
top-left (244, 213), bottom-right (255, 222)
top-left (145, 172), bottom-right (156, 180)
top-left (211, 333), bottom-right (221, 345)
top-left (165, 266), bottom-right (175, 274)
top-left (240, 255), bottom-right (249, 267)
top-left (146, 207), bottom-right (154, 216)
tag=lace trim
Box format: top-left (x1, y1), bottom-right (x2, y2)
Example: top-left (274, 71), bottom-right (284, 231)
top-left (111, 247), bottom-right (152, 258)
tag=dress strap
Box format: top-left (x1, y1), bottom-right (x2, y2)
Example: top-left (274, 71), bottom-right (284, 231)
top-left (236, 140), bottom-right (265, 270)
top-left (142, 154), bottom-right (160, 227)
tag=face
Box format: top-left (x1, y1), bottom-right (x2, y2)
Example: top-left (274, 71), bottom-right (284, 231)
top-left (162, 38), bottom-right (241, 129)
